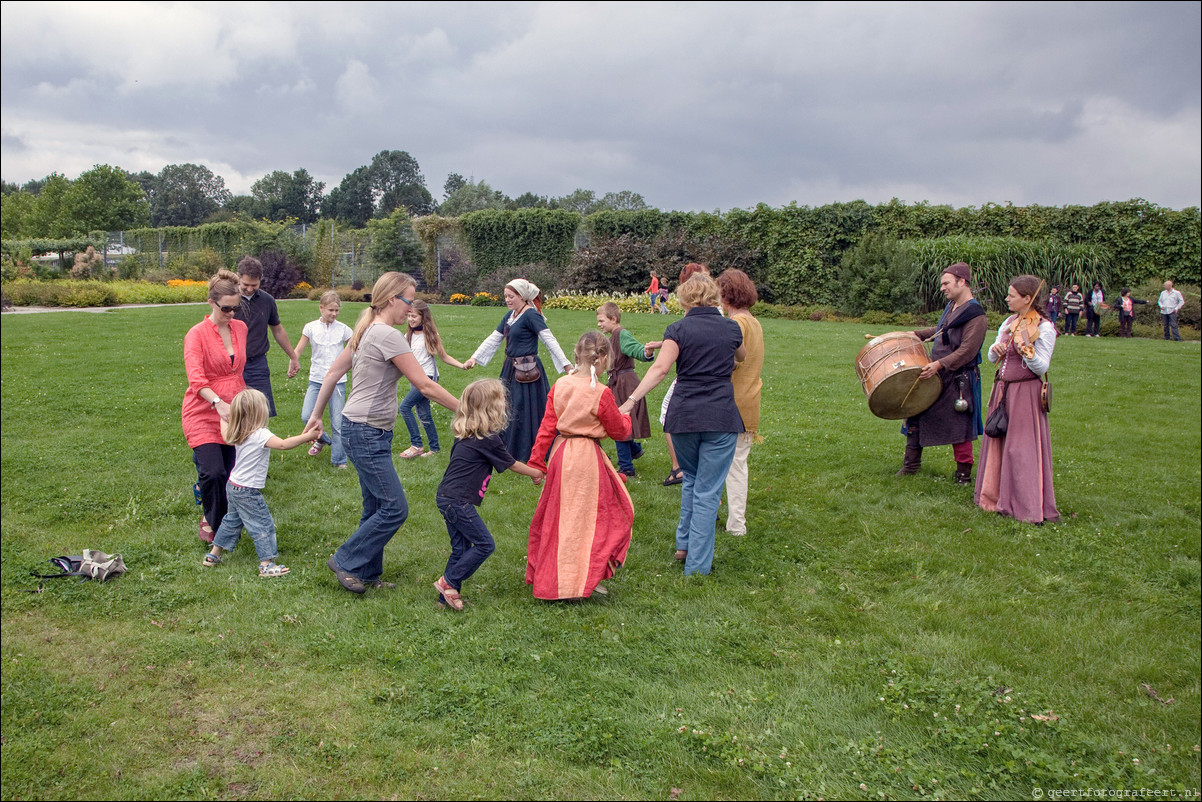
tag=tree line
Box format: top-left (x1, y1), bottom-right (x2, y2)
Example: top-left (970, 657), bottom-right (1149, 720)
top-left (0, 150), bottom-right (649, 239)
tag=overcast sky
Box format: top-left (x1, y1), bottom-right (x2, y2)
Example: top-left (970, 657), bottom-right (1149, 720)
top-left (2, 1), bottom-right (1199, 213)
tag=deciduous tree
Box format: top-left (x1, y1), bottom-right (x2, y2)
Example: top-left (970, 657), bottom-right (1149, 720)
top-left (369, 150), bottom-right (434, 217)
top-left (61, 164), bottom-right (149, 233)
top-left (150, 164), bottom-right (232, 227)
top-left (439, 180), bottom-right (508, 217)
top-left (324, 166), bottom-right (375, 227)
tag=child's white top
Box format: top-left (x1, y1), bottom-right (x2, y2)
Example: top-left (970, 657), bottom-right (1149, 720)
top-left (303, 319), bottom-right (353, 383)
top-left (229, 428), bottom-right (274, 489)
top-left (409, 331), bottom-right (439, 379)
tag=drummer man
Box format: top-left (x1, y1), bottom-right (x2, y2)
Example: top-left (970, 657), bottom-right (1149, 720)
top-left (897, 262), bottom-right (988, 484)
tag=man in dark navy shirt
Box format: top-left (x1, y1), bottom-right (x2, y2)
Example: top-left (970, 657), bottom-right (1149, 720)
top-left (235, 256), bottom-right (299, 417)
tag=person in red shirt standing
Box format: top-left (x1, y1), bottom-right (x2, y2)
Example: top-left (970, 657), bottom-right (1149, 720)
top-left (182, 270), bottom-right (247, 543)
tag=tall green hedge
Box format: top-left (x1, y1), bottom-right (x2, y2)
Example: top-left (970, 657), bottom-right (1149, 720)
top-left (458, 208), bottom-right (580, 272)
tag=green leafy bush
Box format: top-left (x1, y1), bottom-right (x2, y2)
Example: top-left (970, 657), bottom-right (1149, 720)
top-left (167, 247), bottom-right (226, 282)
top-left (839, 234), bottom-right (920, 316)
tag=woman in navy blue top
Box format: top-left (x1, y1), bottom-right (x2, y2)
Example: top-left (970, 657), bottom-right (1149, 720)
top-left (464, 279), bottom-right (572, 462)
top-left (620, 273), bottom-right (745, 575)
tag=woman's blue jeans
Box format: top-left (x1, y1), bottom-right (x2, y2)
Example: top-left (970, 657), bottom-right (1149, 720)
top-left (302, 380), bottom-right (346, 465)
top-left (400, 382), bottom-right (440, 451)
top-left (335, 419), bottom-right (408, 582)
top-left (671, 431), bottom-right (738, 576)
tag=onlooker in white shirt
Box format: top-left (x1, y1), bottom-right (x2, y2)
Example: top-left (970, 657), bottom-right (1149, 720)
top-left (1157, 280), bottom-right (1185, 342)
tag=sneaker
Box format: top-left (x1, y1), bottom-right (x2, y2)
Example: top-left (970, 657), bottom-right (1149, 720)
top-left (309, 441), bottom-right (324, 456)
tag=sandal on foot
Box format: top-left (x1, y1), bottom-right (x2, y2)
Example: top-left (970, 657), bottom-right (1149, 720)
top-left (308, 441), bottom-right (324, 456)
top-left (400, 445), bottom-right (425, 459)
top-left (328, 555), bottom-right (365, 594)
top-left (199, 516), bottom-right (215, 543)
top-left (259, 561), bottom-right (290, 577)
top-left (592, 584), bottom-right (608, 596)
top-left (663, 468), bottom-right (684, 486)
top-left (433, 577), bottom-right (464, 611)
top-left (420, 449), bottom-right (439, 458)
top-left (202, 552), bottom-right (221, 567)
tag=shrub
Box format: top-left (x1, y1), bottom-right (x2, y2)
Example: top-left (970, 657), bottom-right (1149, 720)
top-left (564, 234), bottom-right (653, 294)
top-left (71, 246), bottom-right (108, 280)
top-left (471, 292), bottom-right (500, 306)
top-left (113, 255), bottom-right (144, 280)
top-left (258, 250), bottom-right (303, 298)
top-left (839, 234), bottom-right (921, 316)
top-left (324, 284), bottom-right (371, 303)
top-left (0, 279), bottom-right (117, 307)
top-left (167, 247), bottom-right (227, 282)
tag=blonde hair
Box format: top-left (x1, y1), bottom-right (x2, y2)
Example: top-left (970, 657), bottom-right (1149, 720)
top-left (349, 272), bottom-right (415, 351)
top-left (597, 301), bottom-right (621, 322)
top-left (318, 290), bottom-right (341, 307)
top-left (677, 273), bottom-right (721, 310)
top-left (574, 329), bottom-right (610, 370)
top-left (224, 388), bottom-right (270, 446)
top-left (406, 299), bottom-right (442, 353)
top-left (208, 269), bottom-right (240, 303)
top-left (451, 379), bottom-right (509, 439)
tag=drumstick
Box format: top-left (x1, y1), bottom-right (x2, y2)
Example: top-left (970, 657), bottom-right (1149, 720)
top-left (897, 371), bottom-right (925, 411)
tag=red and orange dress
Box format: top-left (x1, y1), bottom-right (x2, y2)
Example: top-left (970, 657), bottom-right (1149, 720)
top-left (526, 371), bottom-right (633, 599)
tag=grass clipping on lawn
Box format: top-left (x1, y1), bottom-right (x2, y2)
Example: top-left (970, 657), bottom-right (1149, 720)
top-left (1, 302), bottom-right (1199, 800)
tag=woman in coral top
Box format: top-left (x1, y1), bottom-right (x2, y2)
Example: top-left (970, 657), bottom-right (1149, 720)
top-left (182, 269), bottom-right (247, 543)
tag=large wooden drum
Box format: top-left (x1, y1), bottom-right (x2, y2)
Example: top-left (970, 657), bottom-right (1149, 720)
top-left (855, 332), bottom-right (941, 420)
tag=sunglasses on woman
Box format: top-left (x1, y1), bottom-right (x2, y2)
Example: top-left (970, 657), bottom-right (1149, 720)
top-left (215, 303), bottom-right (239, 314)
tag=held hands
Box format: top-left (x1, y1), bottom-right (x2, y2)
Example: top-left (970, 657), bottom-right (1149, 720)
top-left (531, 474), bottom-right (544, 487)
top-left (303, 416), bottom-right (324, 441)
top-left (287, 356), bottom-right (300, 378)
top-left (214, 399), bottom-right (231, 422)
top-left (618, 399), bottom-right (635, 416)
top-left (462, 358), bottom-right (476, 370)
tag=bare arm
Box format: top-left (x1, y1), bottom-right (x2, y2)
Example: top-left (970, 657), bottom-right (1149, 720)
top-left (294, 334), bottom-right (310, 361)
top-left (391, 352), bottom-right (460, 412)
top-left (618, 339), bottom-right (679, 416)
top-left (266, 429), bottom-right (322, 450)
top-left (434, 342), bottom-right (466, 370)
top-left (509, 459), bottom-right (545, 486)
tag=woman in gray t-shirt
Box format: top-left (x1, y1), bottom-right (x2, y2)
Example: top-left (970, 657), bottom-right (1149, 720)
top-left (305, 272), bottom-right (459, 593)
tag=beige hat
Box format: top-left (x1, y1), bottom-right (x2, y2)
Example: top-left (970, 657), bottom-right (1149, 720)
top-left (505, 279), bottom-right (541, 302)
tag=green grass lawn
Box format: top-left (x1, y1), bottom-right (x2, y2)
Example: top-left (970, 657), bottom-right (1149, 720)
top-left (2, 302), bottom-right (1199, 800)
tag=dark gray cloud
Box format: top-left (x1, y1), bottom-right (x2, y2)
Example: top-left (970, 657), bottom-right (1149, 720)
top-left (2, 1), bottom-right (1198, 211)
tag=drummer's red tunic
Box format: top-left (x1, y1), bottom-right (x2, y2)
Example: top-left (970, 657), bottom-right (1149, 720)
top-left (526, 374), bottom-right (633, 600)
